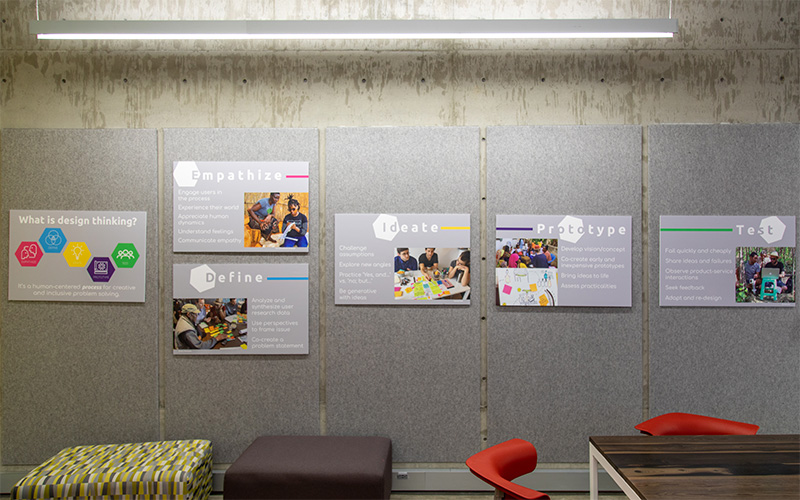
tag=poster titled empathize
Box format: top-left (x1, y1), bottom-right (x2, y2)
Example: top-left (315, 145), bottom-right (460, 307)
top-left (660, 215), bottom-right (795, 307)
top-left (173, 161), bottom-right (309, 252)
top-left (9, 210), bottom-right (146, 302)
top-left (335, 214), bottom-right (471, 305)
top-left (495, 215), bottom-right (632, 307)
top-left (173, 263), bottom-right (308, 355)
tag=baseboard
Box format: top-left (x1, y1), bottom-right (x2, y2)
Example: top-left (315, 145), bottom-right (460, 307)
top-left (388, 468), bottom-right (621, 492)
top-left (3, 467), bottom-right (621, 494)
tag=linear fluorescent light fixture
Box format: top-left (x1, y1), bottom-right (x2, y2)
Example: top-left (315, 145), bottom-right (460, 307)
top-left (30, 19), bottom-right (678, 40)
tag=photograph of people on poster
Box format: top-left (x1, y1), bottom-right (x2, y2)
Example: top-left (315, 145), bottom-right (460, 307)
top-left (173, 298), bottom-right (248, 350)
top-left (394, 247), bottom-right (471, 300)
top-left (735, 247), bottom-right (795, 303)
top-left (496, 238), bottom-right (558, 269)
top-left (495, 237), bottom-right (559, 306)
top-left (244, 192), bottom-right (309, 248)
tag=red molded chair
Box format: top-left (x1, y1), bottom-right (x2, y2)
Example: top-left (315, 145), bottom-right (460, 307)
top-left (465, 438), bottom-right (550, 500)
top-left (635, 412), bottom-right (759, 436)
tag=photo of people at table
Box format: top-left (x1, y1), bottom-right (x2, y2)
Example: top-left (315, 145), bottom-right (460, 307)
top-left (173, 298), bottom-right (248, 350)
top-left (244, 192), bottom-right (309, 248)
top-left (496, 237), bottom-right (558, 268)
top-left (735, 246), bottom-right (795, 303)
top-left (393, 247), bottom-right (471, 300)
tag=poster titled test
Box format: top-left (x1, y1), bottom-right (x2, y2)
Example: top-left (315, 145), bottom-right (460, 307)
top-left (335, 214), bottom-right (471, 305)
top-left (495, 215), bottom-right (632, 307)
top-left (173, 161), bottom-right (309, 252)
top-left (173, 263), bottom-right (308, 355)
top-left (660, 216), bottom-right (796, 307)
top-left (8, 210), bottom-right (146, 302)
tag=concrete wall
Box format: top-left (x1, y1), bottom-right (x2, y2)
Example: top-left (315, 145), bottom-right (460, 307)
top-left (1, 1), bottom-right (797, 129)
top-left (0, 0), bottom-right (798, 483)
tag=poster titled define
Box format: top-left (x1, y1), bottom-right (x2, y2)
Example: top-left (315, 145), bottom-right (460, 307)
top-left (335, 214), bottom-right (471, 305)
top-left (660, 216), bottom-right (796, 307)
top-left (495, 215), bottom-right (632, 307)
top-left (9, 210), bottom-right (146, 302)
top-left (173, 263), bottom-right (308, 355)
top-left (173, 161), bottom-right (309, 252)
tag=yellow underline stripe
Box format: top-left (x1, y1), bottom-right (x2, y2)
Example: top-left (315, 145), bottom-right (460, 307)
top-left (440, 226), bottom-right (470, 230)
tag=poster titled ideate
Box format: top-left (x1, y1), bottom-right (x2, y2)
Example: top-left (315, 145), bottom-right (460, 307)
top-left (173, 161), bottom-right (310, 252)
top-left (660, 216), bottom-right (796, 307)
top-left (335, 214), bottom-right (471, 305)
top-left (173, 263), bottom-right (308, 355)
top-left (495, 215), bottom-right (632, 307)
top-left (8, 210), bottom-right (147, 302)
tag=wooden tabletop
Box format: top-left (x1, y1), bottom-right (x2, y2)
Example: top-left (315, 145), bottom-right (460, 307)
top-left (590, 434), bottom-right (800, 500)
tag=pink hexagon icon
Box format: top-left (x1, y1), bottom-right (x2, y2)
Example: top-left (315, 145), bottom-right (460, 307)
top-left (15, 241), bottom-right (43, 267)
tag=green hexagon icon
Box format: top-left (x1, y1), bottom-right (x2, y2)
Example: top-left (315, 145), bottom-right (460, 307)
top-left (112, 243), bottom-right (140, 269)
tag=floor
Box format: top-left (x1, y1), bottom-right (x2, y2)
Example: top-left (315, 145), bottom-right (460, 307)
top-left (391, 495), bottom-right (625, 500)
top-left (205, 494), bottom-right (625, 499)
top-left (1, 491), bottom-right (626, 499)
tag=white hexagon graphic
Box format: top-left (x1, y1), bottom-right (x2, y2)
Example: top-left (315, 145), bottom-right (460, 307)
top-left (558, 215), bottom-right (584, 244)
top-left (190, 264), bottom-right (216, 293)
top-left (173, 161), bottom-right (200, 188)
top-left (759, 216), bottom-right (786, 244)
top-left (373, 214), bottom-right (399, 241)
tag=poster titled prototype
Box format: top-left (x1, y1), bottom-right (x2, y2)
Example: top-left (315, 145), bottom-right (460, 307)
top-left (335, 214), bottom-right (471, 305)
top-left (495, 215), bottom-right (632, 307)
top-left (173, 161), bottom-right (310, 252)
top-left (173, 263), bottom-right (308, 355)
top-left (660, 216), bottom-right (796, 307)
top-left (9, 210), bottom-right (146, 302)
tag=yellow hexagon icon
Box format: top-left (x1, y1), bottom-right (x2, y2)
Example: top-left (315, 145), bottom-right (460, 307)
top-left (63, 242), bottom-right (92, 268)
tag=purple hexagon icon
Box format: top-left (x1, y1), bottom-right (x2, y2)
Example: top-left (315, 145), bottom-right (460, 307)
top-left (87, 257), bottom-right (116, 282)
top-left (15, 241), bottom-right (43, 267)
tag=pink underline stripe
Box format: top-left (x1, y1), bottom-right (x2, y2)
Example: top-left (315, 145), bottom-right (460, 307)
top-left (286, 175), bottom-right (309, 178)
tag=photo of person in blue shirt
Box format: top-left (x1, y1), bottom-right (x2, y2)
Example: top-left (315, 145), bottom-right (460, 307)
top-left (394, 248), bottom-right (419, 272)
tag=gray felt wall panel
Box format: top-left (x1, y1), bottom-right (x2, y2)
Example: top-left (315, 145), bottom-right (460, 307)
top-left (1, 129), bottom-right (160, 464)
top-left (325, 127), bottom-right (481, 462)
top-left (486, 126), bottom-right (643, 462)
top-left (163, 129), bottom-right (320, 463)
top-left (648, 124), bottom-right (800, 433)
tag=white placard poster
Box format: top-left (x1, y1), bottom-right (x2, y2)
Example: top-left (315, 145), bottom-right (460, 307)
top-left (173, 263), bottom-right (309, 354)
top-left (660, 216), bottom-right (795, 307)
top-left (173, 161), bottom-right (309, 252)
top-left (495, 215), bottom-right (632, 307)
top-left (335, 214), bottom-right (471, 305)
top-left (9, 210), bottom-right (147, 302)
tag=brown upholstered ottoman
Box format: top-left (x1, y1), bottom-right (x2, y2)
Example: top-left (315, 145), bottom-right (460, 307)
top-left (224, 436), bottom-right (392, 499)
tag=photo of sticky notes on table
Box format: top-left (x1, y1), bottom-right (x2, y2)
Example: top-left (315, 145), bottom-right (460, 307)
top-left (502, 284), bottom-right (512, 295)
top-left (414, 287), bottom-right (425, 297)
top-left (395, 290), bottom-right (403, 297)
top-left (529, 284), bottom-right (538, 292)
top-left (538, 294), bottom-right (549, 306)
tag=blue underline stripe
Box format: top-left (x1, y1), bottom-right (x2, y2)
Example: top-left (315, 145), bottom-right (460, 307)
top-left (497, 227), bottom-right (533, 231)
top-left (267, 277), bottom-right (309, 280)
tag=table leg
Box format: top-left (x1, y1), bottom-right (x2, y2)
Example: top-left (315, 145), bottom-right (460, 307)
top-left (589, 441), bottom-right (643, 500)
top-left (589, 442), bottom-right (599, 500)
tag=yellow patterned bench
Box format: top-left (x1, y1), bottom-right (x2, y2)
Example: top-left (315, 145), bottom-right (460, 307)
top-left (11, 440), bottom-right (212, 500)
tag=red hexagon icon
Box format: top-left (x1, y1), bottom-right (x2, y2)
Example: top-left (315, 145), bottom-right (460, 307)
top-left (15, 241), bottom-right (43, 267)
